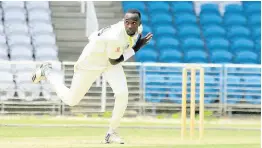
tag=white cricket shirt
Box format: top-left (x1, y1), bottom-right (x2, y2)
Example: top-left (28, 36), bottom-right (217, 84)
top-left (74, 21), bottom-right (141, 71)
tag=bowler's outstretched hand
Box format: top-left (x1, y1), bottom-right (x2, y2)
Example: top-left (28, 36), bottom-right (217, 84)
top-left (133, 33), bottom-right (153, 52)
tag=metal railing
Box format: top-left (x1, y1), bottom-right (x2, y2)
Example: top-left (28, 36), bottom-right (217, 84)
top-left (0, 61), bottom-right (260, 116)
top-left (224, 64), bottom-right (261, 115)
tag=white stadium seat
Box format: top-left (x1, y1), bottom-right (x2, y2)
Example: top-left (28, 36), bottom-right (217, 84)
top-left (9, 44), bottom-right (33, 52)
top-left (0, 57), bottom-right (9, 61)
top-left (0, 62), bottom-right (12, 72)
top-left (3, 8), bottom-right (26, 21)
top-left (10, 46), bottom-right (33, 57)
top-left (28, 9), bottom-right (51, 22)
top-left (0, 34), bottom-right (7, 44)
top-left (35, 56), bottom-right (59, 62)
top-left (0, 48), bottom-right (8, 59)
top-left (0, 71), bottom-right (15, 101)
top-left (35, 48), bottom-right (57, 57)
top-left (26, 1), bottom-right (50, 10)
top-left (0, 22), bottom-right (4, 33)
top-left (0, 9), bottom-right (3, 24)
top-left (14, 63), bottom-right (36, 73)
top-left (4, 21), bottom-right (29, 35)
top-left (15, 72), bottom-right (41, 101)
top-left (29, 21), bottom-right (54, 35)
top-left (10, 48), bottom-right (33, 61)
top-left (7, 33), bottom-right (31, 46)
top-left (11, 57), bottom-right (34, 61)
top-left (2, 1), bottom-right (25, 9)
top-left (32, 33), bottom-right (56, 46)
top-left (35, 44), bottom-right (58, 52)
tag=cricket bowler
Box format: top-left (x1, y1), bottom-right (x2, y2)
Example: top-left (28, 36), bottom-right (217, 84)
top-left (32, 9), bottom-right (153, 144)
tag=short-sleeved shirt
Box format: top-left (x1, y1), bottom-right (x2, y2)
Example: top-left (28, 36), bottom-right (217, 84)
top-left (74, 21), bottom-right (141, 70)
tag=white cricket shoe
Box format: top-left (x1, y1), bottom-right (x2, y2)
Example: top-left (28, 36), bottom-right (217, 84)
top-left (32, 63), bottom-right (52, 83)
top-left (103, 131), bottom-right (125, 144)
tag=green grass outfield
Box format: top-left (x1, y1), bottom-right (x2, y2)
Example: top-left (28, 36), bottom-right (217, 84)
top-left (0, 116), bottom-right (260, 148)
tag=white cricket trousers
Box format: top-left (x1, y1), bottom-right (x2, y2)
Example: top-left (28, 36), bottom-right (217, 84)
top-left (46, 64), bottom-right (129, 131)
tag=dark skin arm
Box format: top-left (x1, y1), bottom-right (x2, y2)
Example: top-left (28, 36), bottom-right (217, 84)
top-left (109, 33), bottom-right (153, 65)
top-left (109, 55), bottom-right (124, 65)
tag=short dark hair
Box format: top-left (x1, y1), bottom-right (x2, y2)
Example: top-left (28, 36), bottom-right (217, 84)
top-left (126, 9), bottom-right (141, 19)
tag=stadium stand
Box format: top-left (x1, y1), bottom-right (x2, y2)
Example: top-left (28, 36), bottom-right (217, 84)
top-left (122, 1), bottom-right (261, 105)
top-left (0, 1), bottom-right (260, 116)
top-left (122, 1), bottom-right (261, 64)
top-left (0, 1), bottom-right (61, 102)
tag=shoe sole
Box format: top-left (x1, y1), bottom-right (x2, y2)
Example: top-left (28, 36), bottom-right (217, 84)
top-left (102, 140), bottom-right (124, 144)
top-left (32, 63), bottom-right (49, 83)
top-left (32, 67), bottom-right (42, 84)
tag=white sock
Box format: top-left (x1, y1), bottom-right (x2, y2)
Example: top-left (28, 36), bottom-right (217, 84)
top-left (108, 92), bottom-right (128, 133)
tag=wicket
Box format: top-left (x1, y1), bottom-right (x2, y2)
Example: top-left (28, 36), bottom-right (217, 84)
top-left (181, 66), bottom-right (205, 140)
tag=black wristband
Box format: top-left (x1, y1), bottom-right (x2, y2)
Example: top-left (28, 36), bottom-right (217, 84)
top-left (109, 55), bottom-right (124, 65)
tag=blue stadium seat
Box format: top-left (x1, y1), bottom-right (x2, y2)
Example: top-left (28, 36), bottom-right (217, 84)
top-left (252, 27), bottom-right (261, 40)
top-left (224, 14), bottom-right (247, 27)
top-left (234, 51), bottom-right (258, 64)
top-left (253, 96), bottom-right (261, 104)
top-left (156, 36), bottom-right (179, 49)
top-left (243, 1), bottom-right (261, 15)
top-left (244, 96), bottom-right (261, 104)
top-left (224, 4), bottom-right (244, 15)
top-left (159, 50), bottom-right (183, 63)
top-left (226, 98), bottom-right (240, 104)
top-left (147, 2), bottom-right (170, 12)
top-left (227, 26), bottom-right (251, 41)
top-left (178, 25), bottom-right (201, 39)
top-left (182, 38), bottom-right (204, 51)
top-left (184, 50), bottom-right (208, 63)
top-left (171, 1), bottom-right (194, 14)
top-left (242, 76), bottom-right (261, 83)
top-left (150, 12), bottom-right (173, 25)
top-left (203, 75), bottom-right (216, 83)
top-left (122, 1), bottom-right (146, 13)
top-left (145, 73), bottom-right (166, 84)
top-left (200, 14), bottom-right (223, 26)
top-left (207, 38), bottom-right (229, 52)
top-left (227, 76), bottom-right (241, 84)
top-left (203, 25), bottom-right (226, 39)
top-left (145, 94), bottom-right (166, 103)
top-left (145, 73), bottom-right (167, 103)
top-left (175, 13), bottom-right (196, 26)
top-left (134, 48), bottom-right (158, 62)
top-left (145, 85), bottom-right (167, 103)
top-left (145, 39), bottom-right (155, 48)
top-left (142, 24), bottom-right (152, 36)
top-left (210, 50), bottom-right (233, 63)
top-left (154, 25), bottom-right (176, 37)
top-left (248, 13), bottom-right (261, 27)
top-left (231, 38), bottom-right (254, 53)
top-left (141, 14), bottom-right (149, 24)
top-left (166, 94), bottom-right (180, 103)
top-left (255, 40), bottom-right (261, 52)
top-left (200, 3), bottom-right (220, 14)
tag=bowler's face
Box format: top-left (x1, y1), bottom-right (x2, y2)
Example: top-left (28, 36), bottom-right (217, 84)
top-left (124, 13), bottom-right (140, 36)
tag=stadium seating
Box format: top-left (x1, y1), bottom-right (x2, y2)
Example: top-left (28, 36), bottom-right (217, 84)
top-left (122, 1), bottom-right (261, 64)
top-left (15, 71), bottom-right (42, 101)
top-left (0, 71), bottom-right (15, 101)
top-left (122, 1), bottom-right (261, 104)
top-left (0, 1), bottom-right (60, 101)
top-left (0, 1), bottom-right (259, 107)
